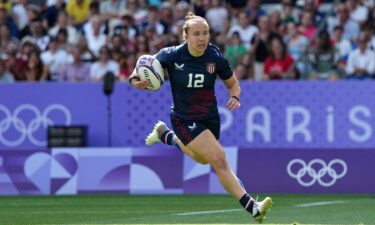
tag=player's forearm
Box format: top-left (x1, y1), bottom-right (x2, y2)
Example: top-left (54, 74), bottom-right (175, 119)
top-left (228, 82), bottom-right (241, 100)
top-left (224, 75), bottom-right (241, 100)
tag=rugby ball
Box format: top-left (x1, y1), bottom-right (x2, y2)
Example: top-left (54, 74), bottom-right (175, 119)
top-left (136, 55), bottom-right (164, 91)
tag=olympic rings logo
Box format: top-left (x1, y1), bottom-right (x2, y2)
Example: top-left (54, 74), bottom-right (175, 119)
top-left (0, 104), bottom-right (71, 147)
top-left (287, 158), bottom-right (347, 187)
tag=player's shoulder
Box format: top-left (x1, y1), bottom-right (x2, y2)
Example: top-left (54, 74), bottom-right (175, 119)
top-left (206, 43), bottom-right (225, 58)
top-left (156, 44), bottom-right (186, 66)
top-left (206, 43), bottom-right (227, 62)
top-left (158, 43), bottom-right (185, 56)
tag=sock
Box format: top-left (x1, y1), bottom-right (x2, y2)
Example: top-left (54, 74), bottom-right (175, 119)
top-left (160, 130), bottom-right (182, 151)
top-left (239, 194), bottom-right (257, 216)
top-left (160, 130), bottom-right (174, 145)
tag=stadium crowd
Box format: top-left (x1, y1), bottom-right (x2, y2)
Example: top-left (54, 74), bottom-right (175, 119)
top-left (0, 0), bottom-right (374, 83)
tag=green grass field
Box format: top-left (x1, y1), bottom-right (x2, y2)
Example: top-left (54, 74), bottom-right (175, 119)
top-left (1, 194), bottom-right (374, 225)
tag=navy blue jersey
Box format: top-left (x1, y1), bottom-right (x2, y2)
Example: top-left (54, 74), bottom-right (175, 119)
top-left (156, 43), bottom-right (233, 120)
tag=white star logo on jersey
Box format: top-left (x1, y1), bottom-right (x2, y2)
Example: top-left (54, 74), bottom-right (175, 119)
top-left (174, 63), bottom-right (184, 70)
top-left (188, 122), bottom-right (197, 131)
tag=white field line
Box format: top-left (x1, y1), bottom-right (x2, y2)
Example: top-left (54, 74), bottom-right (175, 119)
top-left (173, 208), bottom-right (242, 216)
top-left (295, 200), bottom-right (349, 208)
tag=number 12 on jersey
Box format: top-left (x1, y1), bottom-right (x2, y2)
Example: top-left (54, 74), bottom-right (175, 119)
top-left (187, 73), bottom-right (204, 88)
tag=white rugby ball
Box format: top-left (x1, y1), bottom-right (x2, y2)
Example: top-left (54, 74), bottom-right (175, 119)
top-left (136, 55), bottom-right (164, 91)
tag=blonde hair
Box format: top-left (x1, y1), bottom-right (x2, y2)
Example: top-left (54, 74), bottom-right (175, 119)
top-left (182, 12), bottom-right (208, 40)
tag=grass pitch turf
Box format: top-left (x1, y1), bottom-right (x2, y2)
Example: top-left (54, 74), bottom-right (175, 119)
top-left (0, 194), bottom-right (374, 225)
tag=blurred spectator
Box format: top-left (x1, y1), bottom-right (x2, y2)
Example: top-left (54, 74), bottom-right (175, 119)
top-left (49, 11), bottom-right (80, 45)
top-left (280, 1), bottom-right (298, 24)
top-left (227, 11), bottom-right (258, 48)
top-left (127, 0), bottom-right (148, 25)
top-left (82, 6), bottom-right (106, 37)
top-left (89, 46), bottom-right (119, 81)
top-left (66, 0), bottom-right (91, 28)
top-left (269, 10), bottom-right (282, 35)
top-left (347, 0), bottom-right (369, 25)
top-left (0, 0), bottom-right (11, 14)
top-left (346, 34), bottom-right (375, 79)
top-left (239, 53), bottom-right (255, 78)
top-left (327, 3), bottom-right (360, 42)
top-left (159, 2), bottom-right (174, 34)
top-left (299, 0), bottom-right (325, 26)
top-left (225, 31), bottom-right (248, 69)
top-left (12, 0), bottom-right (36, 30)
top-left (159, 2), bottom-right (175, 34)
top-left (46, 0), bottom-right (68, 7)
top-left (84, 15), bottom-right (107, 56)
top-left (77, 36), bottom-right (95, 62)
top-left (114, 25), bottom-right (136, 53)
top-left (362, 0), bottom-right (375, 9)
top-left (4, 43), bottom-right (26, 81)
top-left (0, 58), bottom-right (15, 83)
top-left (43, 0), bottom-right (66, 28)
top-left (119, 52), bottom-right (136, 80)
top-left (250, 15), bottom-right (276, 81)
top-left (55, 28), bottom-right (71, 50)
top-left (0, 24), bottom-right (20, 50)
top-left (18, 6), bottom-right (39, 39)
top-left (41, 37), bottom-right (71, 81)
top-left (109, 33), bottom-right (125, 53)
top-left (148, 0), bottom-right (162, 8)
top-left (205, 0), bottom-right (229, 34)
top-left (308, 30), bottom-right (340, 80)
top-left (298, 10), bottom-right (317, 40)
top-left (174, 1), bottom-right (191, 22)
top-left (112, 48), bottom-right (126, 76)
top-left (193, 0), bottom-right (208, 18)
top-left (370, 4), bottom-right (375, 22)
top-left (100, 0), bottom-right (126, 21)
top-left (0, 7), bottom-right (18, 38)
top-left (284, 22), bottom-right (309, 73)
top-left (21, 17), bottom-right (50, 51)
top-left (29, 0), bottom-right (48, 11)
top-left (24, 49), bottom-right (48, 81)
top-left (263, 36), bottom-right (294, 80)
top-left (135, 33), bottom-right (150, 57)
top-left (165, 33), bottom-right (181, 47)
top-left (142, 6), bottom-right (165, 36)
top-left (331, 25), bottom-right (352, 60)
top-left (362, 22), bottom-right (375, 50)
top-left (226, 0), bottom-right (246, 9)
top-left (245, 0), bottom-right (266, 26)
top-left (58, 47), bottom-right (90, 82)
top-left (113, 12), bottom-right (137, 38)
top-left (234, 63), bottom-right (251, 80)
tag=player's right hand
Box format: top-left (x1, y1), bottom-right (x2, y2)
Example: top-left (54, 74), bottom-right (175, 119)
top-left (130, 74), bottom-right (149, 89)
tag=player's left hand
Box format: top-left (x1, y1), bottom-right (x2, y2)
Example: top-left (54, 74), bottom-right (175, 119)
top-left (226, 97), bottom-right (240, 111)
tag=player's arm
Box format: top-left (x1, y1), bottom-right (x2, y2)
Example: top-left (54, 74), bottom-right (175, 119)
top-left (129, 68), bottom-right (149, 89)
top-left (223, 74), bottom-right (241, 111)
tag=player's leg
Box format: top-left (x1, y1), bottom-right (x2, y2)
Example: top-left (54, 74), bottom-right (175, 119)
top-left (146, 119), bottom-right (272, 222)
top-left (173, 136), bottom-right (208, 164)
top-left (145, 121), bottom-right (208, 164)
top-left (186, 130), bottom-right (272, 223)
top-left (187, 130), bottom-right (245, 198)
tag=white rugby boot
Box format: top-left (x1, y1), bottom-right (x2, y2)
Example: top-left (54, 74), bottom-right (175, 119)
top-left (253, 197), bottom-right (273, 223)
top-left (145, 121), bottom-right (169, 146)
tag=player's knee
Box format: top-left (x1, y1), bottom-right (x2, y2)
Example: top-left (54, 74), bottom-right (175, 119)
top-left (209, 151), bottom-right (227, 170)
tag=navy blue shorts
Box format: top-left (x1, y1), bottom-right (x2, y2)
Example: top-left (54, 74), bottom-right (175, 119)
top-left (171, 115), bottom-right (220, 145)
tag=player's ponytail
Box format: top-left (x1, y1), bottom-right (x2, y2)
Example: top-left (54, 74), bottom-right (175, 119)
top-left (184, 12), bottom-right (196, 21)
